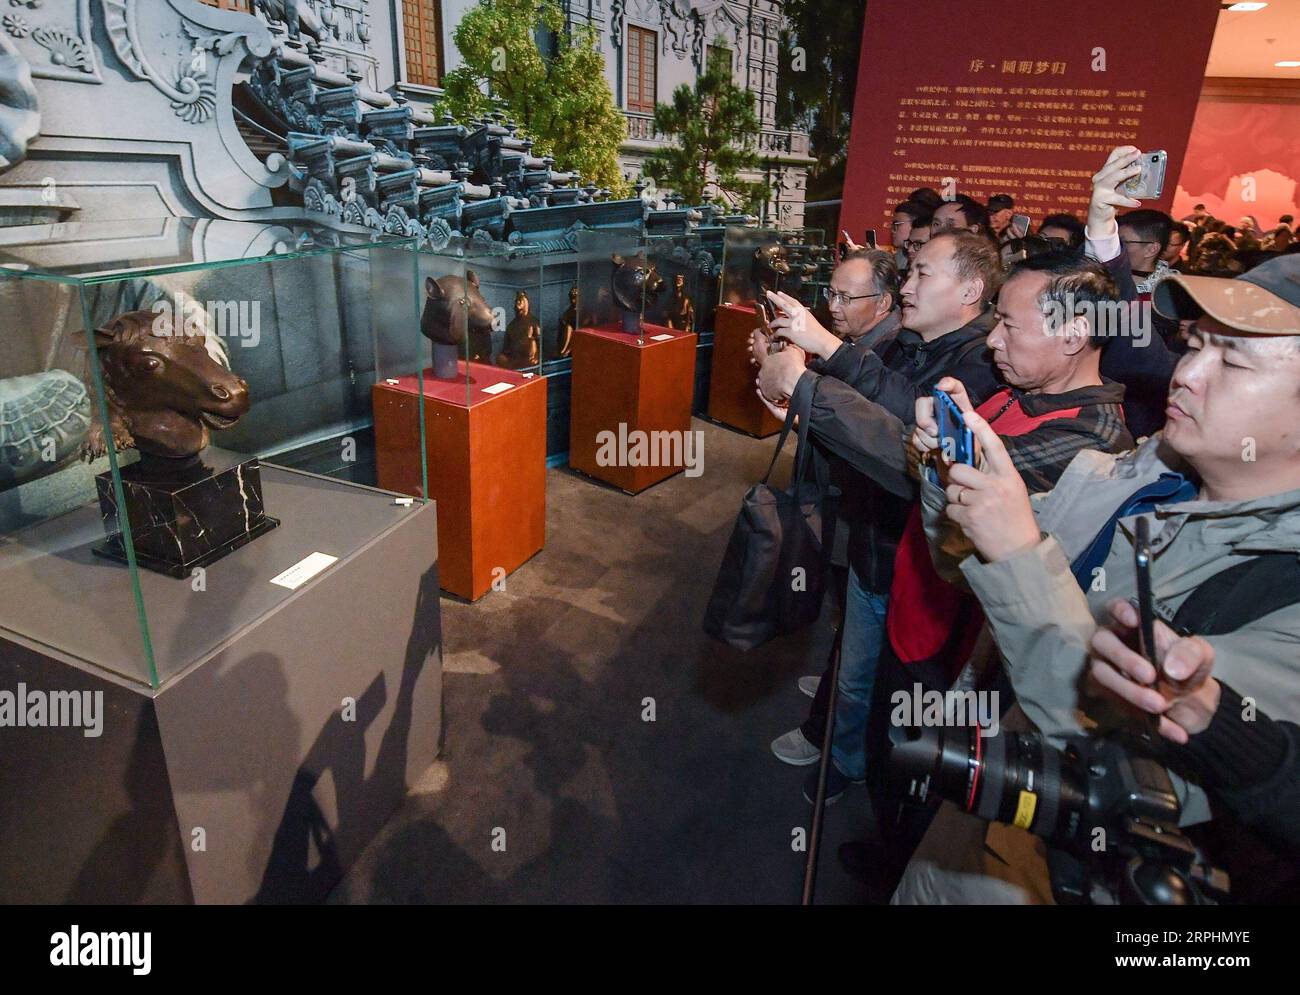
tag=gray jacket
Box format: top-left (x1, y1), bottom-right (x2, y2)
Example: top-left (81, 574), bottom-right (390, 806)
top-left (895, 435), bottom-right (1300, 904)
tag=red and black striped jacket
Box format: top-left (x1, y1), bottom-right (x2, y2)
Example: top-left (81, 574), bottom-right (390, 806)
top-left (887, 380), bottom-right (1133, 681)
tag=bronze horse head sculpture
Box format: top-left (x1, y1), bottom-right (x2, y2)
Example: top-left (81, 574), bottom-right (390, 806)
top-left (83, 310), bottom-right (250, 461)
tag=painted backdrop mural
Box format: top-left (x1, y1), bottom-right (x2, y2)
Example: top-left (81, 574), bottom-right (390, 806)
top-left (1172, 98), bottom-right (1300, 228)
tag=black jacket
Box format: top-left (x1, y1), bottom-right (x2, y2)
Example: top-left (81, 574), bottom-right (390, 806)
top-left (1095, 248), bottom-right (1180, 439)
top-left (809, 312), bottom-right (903, 573)
top-left (1175, 683), bottom-right (1300, 851)
top-left (799, 309), bottom-right (1000, 593)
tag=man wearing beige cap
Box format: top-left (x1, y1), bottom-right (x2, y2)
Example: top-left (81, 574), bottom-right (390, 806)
top-left (890, 254), bottom-right (1300, 904)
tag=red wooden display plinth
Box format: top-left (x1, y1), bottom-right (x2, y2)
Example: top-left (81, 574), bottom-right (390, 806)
top-left (372, 361), bottom-right (546, 601)
top-left (708, 303), bottom-right (783, 438)
top-left (568, 323), bottom-right (697, 494)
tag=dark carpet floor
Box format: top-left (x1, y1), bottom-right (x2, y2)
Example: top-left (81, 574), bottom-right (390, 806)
top-left (330, 418), bottom-right (883, 905)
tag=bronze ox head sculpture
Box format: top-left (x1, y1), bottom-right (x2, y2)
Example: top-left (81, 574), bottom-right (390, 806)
top-left (610, 252), bottom-right (667, 314)
top-left (84, 310), bottom-right (250, 461)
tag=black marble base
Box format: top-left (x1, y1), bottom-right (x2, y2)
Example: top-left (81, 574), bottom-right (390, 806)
top-left (93, 450), bottom-right (279, 579)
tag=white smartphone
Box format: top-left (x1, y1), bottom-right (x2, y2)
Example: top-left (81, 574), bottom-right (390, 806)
top-left (1123, 150), bottom-right (1168, 200)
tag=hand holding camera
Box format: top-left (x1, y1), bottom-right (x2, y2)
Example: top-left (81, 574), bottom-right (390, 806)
top-left (756, 344), bottom-right (808, 406)
top-left (912, 378), bottom-right (979, 485)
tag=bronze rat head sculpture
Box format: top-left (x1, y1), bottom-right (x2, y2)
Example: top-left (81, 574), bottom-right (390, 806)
top-left (84, 310), bottom-right (249, 461)
top-left (420, 271), bottom-right (494, 347)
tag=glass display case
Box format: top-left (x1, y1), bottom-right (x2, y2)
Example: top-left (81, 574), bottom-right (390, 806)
top-left (573, 228), bottom-right (676, 343)
top-left (641, 233), bottom-right (704, 335)
top-left (398, 240), bottom-right (556, 406)
top-left (717, 225), bottom-right (829, 312)
top-left (373, 239), bottom-right (548, 600)
top-left (568, 229), bottom-right (699, 493)
top-left (0, 217), bottom-right (425, 689)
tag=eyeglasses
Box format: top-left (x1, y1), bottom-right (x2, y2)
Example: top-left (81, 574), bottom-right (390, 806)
top-left (825, 289), bottom-right (882, 306)
top-left (1121, 239), bottom-right (1158, 246)
top-left (903, 239), bottom-right (928, 251)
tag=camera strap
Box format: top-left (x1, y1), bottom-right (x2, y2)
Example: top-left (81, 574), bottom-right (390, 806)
top-left (1168, 552), bottom-right (1300, 902)
top-left (1169, 552), bottom-right (1300, 637)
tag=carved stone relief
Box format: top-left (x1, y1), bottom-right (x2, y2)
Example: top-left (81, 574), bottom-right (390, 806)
top-left (2, 0), bottom-right (100, 83)
top-left (103, 0), bottom-right (272, 126)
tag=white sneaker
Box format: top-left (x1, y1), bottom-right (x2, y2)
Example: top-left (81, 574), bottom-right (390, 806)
top-left (771, 728), bottom-right (821, 766)
top-left (797, 675), bottom-right (821, 699)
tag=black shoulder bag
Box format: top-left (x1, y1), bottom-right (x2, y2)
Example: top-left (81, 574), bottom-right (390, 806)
top-left (703, 375), bottom-right (841, 651)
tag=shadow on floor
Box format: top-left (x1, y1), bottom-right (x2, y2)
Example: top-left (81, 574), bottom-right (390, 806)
top-left (331, 419), bottom-right (884, 904)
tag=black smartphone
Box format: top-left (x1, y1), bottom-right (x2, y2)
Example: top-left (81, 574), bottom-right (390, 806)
top-left (864, 228), bottom-right (878, 250)
top-left (1134, 517), bottom-right (1157, 666)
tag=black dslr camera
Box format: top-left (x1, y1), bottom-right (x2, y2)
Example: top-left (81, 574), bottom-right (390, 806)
top-left (886, 724), bottom-right (1229, 905)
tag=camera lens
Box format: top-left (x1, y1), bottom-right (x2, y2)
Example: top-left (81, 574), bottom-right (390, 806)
top-left (886, 724), bottom-right (1088, 846)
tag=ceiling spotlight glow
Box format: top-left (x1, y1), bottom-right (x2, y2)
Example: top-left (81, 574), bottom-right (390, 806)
top-left (1227, 2), bottom-right (1268, 10)
top-left (1276, 60), bottom-right (1300, 67)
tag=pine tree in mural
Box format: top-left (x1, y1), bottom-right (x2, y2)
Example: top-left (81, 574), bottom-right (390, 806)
top-left (437, 0), bottom-right (629, 195)
top-left (641, 57), bottom-right (768, 214)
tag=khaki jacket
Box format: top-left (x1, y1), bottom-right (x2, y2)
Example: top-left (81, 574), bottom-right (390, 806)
top-left (896, 435), bottom-right (1300, 904)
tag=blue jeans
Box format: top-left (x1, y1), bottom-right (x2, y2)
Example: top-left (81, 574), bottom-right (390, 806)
top-left (830, 566), bottom-right (889, 781)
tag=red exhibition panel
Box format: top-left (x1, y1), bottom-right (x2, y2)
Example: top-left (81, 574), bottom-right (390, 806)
top-left (839, 0), bottom-right (1222, 244)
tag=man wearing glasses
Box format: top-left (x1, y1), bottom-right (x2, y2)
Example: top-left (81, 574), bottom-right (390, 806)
top-left (822, 249), bottom-right (904, 353)
top-left (902, 214), bottom-right (932, 269)
top-left (1116, 207), bottom-right (1175, 299)
top-left (891, 202), bottom-right (928, 270)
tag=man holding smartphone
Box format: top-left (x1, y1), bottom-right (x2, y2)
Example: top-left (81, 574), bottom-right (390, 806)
top-left (1088, 601), bottom-right (1300, 869)
top-left (1083, 145), bottom-right (1181, 437)
top-left (894, 253), bottom-right (1300, 904)
top-left (758, 232), bottom-right (1001, 801)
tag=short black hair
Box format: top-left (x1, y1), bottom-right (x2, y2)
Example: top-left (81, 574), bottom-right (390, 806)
top-left (1281, 214), bottom-right (1295, 225)
top-left (894, 201), bottom-right (928, 223)
top-left (938, 194), bottom-right (994, 240)
top-left (1168, 222), bottom-right (1191, 242)
top-left (1118, 208), bottom-right (1174, 252)
top-left (1037, 213), bottom-right (1086, 251)
top-left (1005, 253), bottom-right (1122, 349)
top-left (908, 187), bottom-right (944, 211)
top-left (1194, 203), bottom-right (1206, 210)
top-left (927, 229), bottom-right (1003, 305)
top-left (987, 194), bottom-right (1014, 212)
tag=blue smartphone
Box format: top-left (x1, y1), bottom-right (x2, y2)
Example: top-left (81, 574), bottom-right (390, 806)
top-left (934, 388), bottom-right (974, 467)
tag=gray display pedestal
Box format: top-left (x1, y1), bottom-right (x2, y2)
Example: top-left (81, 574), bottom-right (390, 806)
top-left (0, 465), bottom-right (442, 904)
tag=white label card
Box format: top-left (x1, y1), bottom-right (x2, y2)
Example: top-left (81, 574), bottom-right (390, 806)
top-left (270, 552), bottom-right (339, 590)
top-left (482, 382), bottom-right (513, 395)
top-left (649, 333), bottom-right (674, 342)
